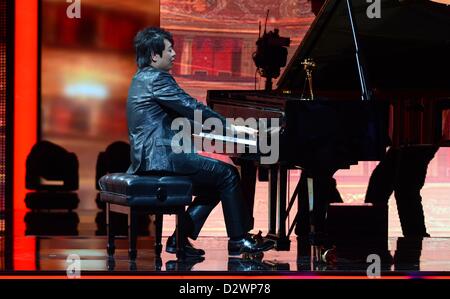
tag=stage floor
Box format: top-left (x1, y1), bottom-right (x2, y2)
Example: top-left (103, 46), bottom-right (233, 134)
top-left (1, 206), bottom-right (450, 276)
top-left (2, 234), bottom-right (450, 274)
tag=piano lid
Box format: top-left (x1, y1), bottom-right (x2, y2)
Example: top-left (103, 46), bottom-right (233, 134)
top-left (277, 0), bottom-right (450, 93)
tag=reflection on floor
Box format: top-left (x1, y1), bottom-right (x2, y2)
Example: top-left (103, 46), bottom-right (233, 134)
top-left (24, 211), bottom-right (80, 236)
top-left (3, 235), bottom-right (450, 273)
top-left (0, 207), bottom-right (448, 274)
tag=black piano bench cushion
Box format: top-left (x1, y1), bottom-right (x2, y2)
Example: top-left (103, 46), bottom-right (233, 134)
top-left (99, 173), bottom-right (193, 207)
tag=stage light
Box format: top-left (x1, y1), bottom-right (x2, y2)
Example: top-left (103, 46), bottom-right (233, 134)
top-left (64, 83), bottom-right (108, 100)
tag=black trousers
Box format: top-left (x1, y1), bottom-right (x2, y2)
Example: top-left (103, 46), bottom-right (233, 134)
top-left (365, 146), bottom-right (438, 237)
top-left (233, 159), bottom-right (258, 231)
top-left (169, 153), bottom-right (252, 239)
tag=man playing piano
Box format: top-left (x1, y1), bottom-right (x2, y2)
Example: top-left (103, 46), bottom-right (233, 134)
top-left (126, 27), bottom-right (274, 257)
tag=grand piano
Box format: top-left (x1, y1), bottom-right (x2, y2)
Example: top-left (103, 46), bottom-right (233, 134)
top-left (205, 0), bottom-right (450, 249)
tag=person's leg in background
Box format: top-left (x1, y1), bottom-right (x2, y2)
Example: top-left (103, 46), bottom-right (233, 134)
top-left (365, 147), bottom-right (397, 207)
top-left (394, 146), bottom-right (438, 237)
top-left (394, 237), bottom-right (424, 271)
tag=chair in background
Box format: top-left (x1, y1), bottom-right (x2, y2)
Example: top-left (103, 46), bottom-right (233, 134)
top-left (95, 141), bottom-right (130, 209)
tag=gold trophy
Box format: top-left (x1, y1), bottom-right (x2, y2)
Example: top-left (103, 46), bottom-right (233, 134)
top-left (301, 58), bottom-right (317, 100)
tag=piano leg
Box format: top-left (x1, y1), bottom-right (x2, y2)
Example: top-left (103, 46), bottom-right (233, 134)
top-left (295, 170), bottom-right (342, 236)
top-left (276, 165), bottom-right (291, 250)
top-left (268, 166), bottom-right (278, 235)
top-left (303, 173), bottom-right (341, 268)
top-left (306, 177), bottom-right (323, 266)
top-left (307, 177), bottom-right (315, 233)
top-left (277, 166), bottom-right (287, 238)
top-left (292, 170), bottom-right (342, 269)
top-left (237, 160), bottom-right (290, 250)
top-left (266, 165), bottom-right (290, 250)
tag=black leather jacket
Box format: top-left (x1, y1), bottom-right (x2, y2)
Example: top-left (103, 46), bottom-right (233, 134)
top-left (126, 66), bottom-right (226, 174)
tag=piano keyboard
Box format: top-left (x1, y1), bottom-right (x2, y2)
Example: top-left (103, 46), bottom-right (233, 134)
top-left (193, 132), bottom-right (257, 147)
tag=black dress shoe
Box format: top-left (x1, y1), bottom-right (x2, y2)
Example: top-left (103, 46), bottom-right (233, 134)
top-left (165, 235), bottom-right (205, 256)
top-left (228, 235), bottom-right (275, 256)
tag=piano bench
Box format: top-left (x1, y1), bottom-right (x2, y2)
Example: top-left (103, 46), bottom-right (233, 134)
top-left (99, 173), bottom-right (193, 261)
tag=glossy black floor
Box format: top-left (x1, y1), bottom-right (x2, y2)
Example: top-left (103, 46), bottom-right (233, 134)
top-left (1, 210), bottom-right (450, 274)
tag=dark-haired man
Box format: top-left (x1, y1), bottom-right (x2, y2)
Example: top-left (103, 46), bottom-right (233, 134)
top-left (127, 27), bottom-right (274, 257)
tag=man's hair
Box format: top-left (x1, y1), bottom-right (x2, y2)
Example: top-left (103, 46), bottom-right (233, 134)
top-left (133, 27), bottom-right (174, 68)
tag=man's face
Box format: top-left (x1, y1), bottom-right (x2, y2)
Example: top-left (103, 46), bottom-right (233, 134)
top-left (151, 39), bottom-right (176, 71)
